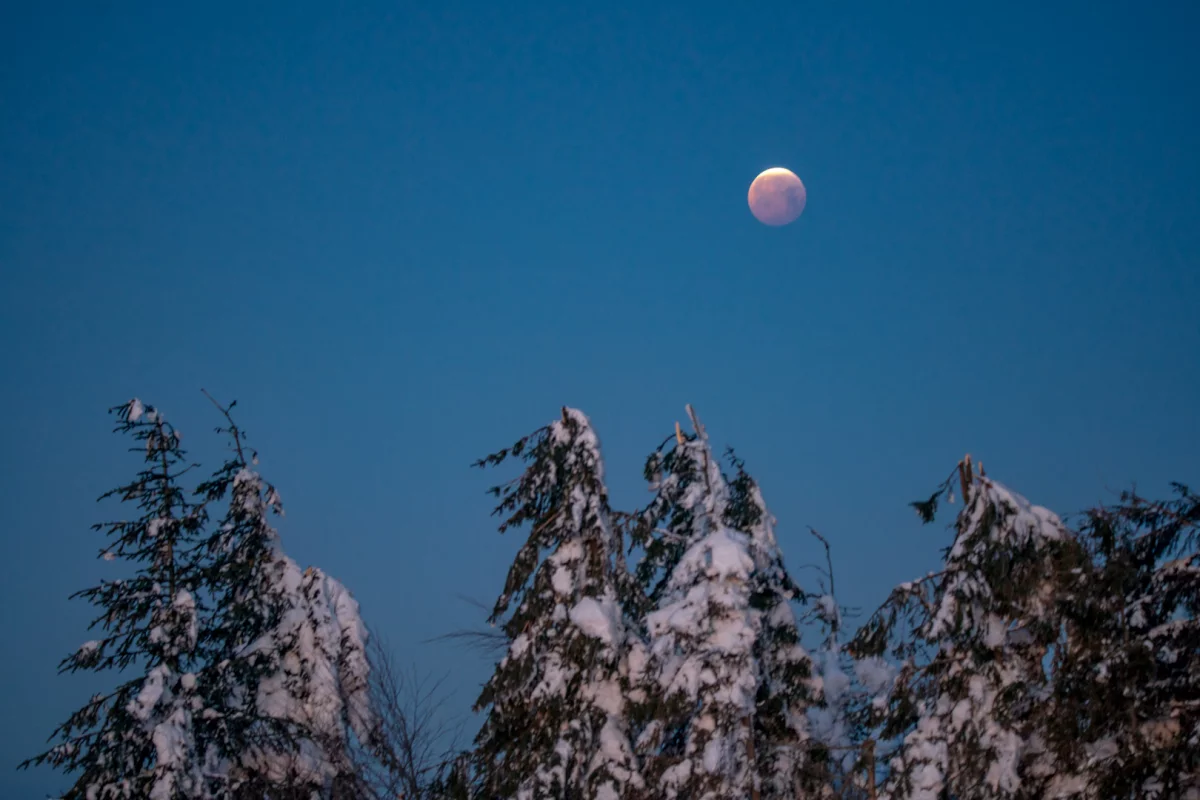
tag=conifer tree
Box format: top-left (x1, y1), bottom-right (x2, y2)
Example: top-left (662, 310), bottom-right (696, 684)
top-left (725, 453), bottom-right (826, 797)
top-left (1032, 484), bottom-right (1200, 798)
top-left (193, 395), bottom-right (376, 799)
top-left (634, 407), bottom-right (820, 799)
top-left (192, 396), bottom-right (297, 797)
top-left (250, 564), bottom-right (375, 798)
top-left (851, 459), bottom-right (1075, 800)
top-left (472, 407), bottom-right (642, 800)
top-left (23, 400), bottom-right (213, 799)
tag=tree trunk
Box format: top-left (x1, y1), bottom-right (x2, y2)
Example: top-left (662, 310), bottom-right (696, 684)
top-left (864, 739), bottom-right (876, 799)
top-left (745, 717), bottom-right (760, 800)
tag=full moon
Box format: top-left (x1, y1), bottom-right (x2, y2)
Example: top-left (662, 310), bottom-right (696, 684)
top-left (748, 167), bottom-right (806, 226)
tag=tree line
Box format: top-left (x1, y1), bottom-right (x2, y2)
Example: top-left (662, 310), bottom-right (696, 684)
top-left (22, 398), bottom-right (1199, 799)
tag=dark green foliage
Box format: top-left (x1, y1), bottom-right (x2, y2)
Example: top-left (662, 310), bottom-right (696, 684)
top-left (910, 491), bottom-right (942, 525)
top-left (21, 400), bottom-right (210, 799)
top-left (632, 412), bottom-right (823, 799)
top-left (1037, 484), bottom-right (1200, 796)
top-left (908, 465), bottom-right (961, 526)
top-left (191, 395), bottom-right (308, 795)
top-left (851, 466), bottom-right (1200, 798)
top-left (35, 394), bottom-right (1200, 799)
top-left (471, 408), bottom-right (640, 799)
top-left (630, 431), bottom-right (701, 607)
top-left (850, 470), bottom-right (1078, 799)
top-left (24, 397), bottom-right (377, 800)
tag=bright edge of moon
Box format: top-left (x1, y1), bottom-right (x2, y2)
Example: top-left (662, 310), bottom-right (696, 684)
top-left (748, 167), bottom-right (806, 226)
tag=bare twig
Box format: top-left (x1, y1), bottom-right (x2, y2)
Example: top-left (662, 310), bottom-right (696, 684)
top-left (808, 527), bottom-right (837, 601)
top-left (424, 595), bottom-right (509, 657)
top-left (201, 389), bottom-right (249, 465)
top-left (355, 633), bottom-right (464, 800)
top-left (427, 628), bottom-right (508, 658)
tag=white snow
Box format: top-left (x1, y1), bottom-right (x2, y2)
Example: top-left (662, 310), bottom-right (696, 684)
top-left (128, 665), bottom-right (169, 723)
top-left (855, 655), bottom-right (897, 698)
top-left (570, 594), bottom-right (621, 646)
top-left (816, 594), bottom-right (839, 623)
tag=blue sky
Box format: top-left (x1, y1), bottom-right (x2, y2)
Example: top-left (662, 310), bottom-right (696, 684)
top-left (2, 1), bottom-right (1198, 794)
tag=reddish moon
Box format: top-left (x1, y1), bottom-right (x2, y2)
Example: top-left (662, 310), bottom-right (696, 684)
top-left (748, 167), bottom-right (806, 226)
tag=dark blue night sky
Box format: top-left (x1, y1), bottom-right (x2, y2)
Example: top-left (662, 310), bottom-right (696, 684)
top-left (3, 2), bottom-right (1198, 795)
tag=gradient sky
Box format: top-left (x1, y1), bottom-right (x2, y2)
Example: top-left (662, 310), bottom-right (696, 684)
top-left (3, 1), bottom-right (1199, 795)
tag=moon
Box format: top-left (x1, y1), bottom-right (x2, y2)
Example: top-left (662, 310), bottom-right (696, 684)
top-left (748, 167), bottom-right (806, 226)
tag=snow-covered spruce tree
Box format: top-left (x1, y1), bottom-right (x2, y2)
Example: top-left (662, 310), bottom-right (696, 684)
top-left (191, 395), bottom-right (294, 797)
top-left (248, 565), bottom-right (375, 799)
top-left (22, 400), bottom-right (213, 800)
top-left (850, 458), bottom-right (1077, 800)
top-left (724, 452), bottom-right (830, 796)
top-left (633, 406), bottom-right (821, 799)
top-left (788, 524), bottom-right (896, 799)
top-left (784, 520), bottom-right (873, 798)
top-left (1032, 484), bottom-right (1200, 798)
top-left (193, 396), bottom-right (377, 800)
top-left (472, 407), bottom-right (643, 800)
